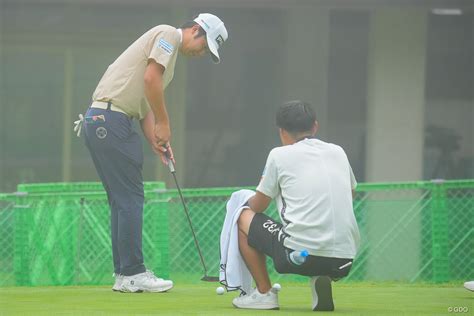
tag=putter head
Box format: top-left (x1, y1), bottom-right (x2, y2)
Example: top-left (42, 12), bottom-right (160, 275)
top-left (201, 275), bottom-right (219, 282)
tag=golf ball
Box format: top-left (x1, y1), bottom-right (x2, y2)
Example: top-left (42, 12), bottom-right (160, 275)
top-left (273, 283), bottom-right (281, 291)
top-left (216, 286), bottom-right (225, 295)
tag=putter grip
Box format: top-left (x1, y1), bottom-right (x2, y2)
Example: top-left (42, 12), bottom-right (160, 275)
top-left (164, 149), bottom-right (175, 173)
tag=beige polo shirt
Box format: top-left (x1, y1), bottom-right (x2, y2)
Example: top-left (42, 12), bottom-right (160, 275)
top-left (92, 25), bottom-right (180, 119)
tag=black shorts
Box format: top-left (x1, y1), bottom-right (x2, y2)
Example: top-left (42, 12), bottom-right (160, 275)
top-left (247, 213), bottom-right (353, 280)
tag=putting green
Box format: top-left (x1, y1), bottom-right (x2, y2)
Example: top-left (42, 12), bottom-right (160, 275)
top-left (0, 282), bottom-right (471, 315)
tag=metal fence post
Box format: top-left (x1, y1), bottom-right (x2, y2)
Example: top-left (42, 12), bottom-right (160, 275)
top-left (13, 192), bottom-right (31, 286)
top-left (430, 179), bottom-right (449, 283)
top-left (56, 199), bottom-right (77, 285)
top-left (149, 189), bottom-right (170, 279)
top-left (157, 199), bottom-right (170, 279)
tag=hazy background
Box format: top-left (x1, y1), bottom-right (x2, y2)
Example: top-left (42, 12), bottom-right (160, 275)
top-left (0, 0), bottom-right (472, 191)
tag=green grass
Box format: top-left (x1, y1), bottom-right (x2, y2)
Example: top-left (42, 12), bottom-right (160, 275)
top-left (0, 282), bottom-right (472, 315)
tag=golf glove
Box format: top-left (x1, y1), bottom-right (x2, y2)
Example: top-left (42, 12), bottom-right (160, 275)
top-left (73, 114), bottom-right (84, 137)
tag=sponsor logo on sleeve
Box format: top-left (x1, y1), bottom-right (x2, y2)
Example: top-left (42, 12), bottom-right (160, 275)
top-left (158, 38), bottom-right (174, 55)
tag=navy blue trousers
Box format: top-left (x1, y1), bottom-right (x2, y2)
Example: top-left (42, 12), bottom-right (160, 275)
top-left (83, 105), bottom-right (146, 276)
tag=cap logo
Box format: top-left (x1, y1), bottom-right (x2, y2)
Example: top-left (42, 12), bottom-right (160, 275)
top-left (215, 35), bottom-right (224, 47)
top-left (199, 19), bottom-right (210, 29)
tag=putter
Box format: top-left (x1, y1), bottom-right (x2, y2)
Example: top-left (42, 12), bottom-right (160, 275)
top-left (163, 149), bottom-right (219, 282)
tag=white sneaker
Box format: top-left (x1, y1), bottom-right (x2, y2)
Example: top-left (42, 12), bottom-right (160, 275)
top-left (112, 273), bottom-right (124, 292)
top-left (464, 281), bottom-right (474, 291)
top-left (120, 270), bottom-right (173, 293)
top-left (311, 276), bottom-right (334, 311)
top-left (232, 288), bottom-right (279, 310)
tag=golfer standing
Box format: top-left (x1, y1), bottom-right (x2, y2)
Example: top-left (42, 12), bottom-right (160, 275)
top-left (77, 13), bottom-right (228, 293)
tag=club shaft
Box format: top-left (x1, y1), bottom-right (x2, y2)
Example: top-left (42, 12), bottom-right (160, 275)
top-left (171, 171), bottom-right (209, 275)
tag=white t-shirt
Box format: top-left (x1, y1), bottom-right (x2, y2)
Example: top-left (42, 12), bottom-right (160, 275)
top-left (256, 138), bottom-right (360, 259)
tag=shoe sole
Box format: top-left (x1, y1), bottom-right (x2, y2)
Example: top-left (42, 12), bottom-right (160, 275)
top-left (232, 303), bottom-right (279, 310)
top-left (119, 287), bottom-right (143, 293)
top-left (120, 284), bottom-right (174, 293)
top-left (312, 276), bottom-right (334, 311)
top-left (144, 284), bottom-right (174, 293)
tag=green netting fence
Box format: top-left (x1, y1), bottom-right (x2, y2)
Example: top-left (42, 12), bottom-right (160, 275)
top-left (0, 180), bottom-right (472, 287)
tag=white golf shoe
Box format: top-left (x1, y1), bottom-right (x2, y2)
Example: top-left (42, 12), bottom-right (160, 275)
top-left (311, 276), bottom-right (334, 311)
top-left (464, 281), bottom-right (474, 291)
top-left (120, 270), bottom-right (173, 293)
top-left (232, 288), bottom-right (279, 310)
top-left (112, 273), bottom-right (124, 292)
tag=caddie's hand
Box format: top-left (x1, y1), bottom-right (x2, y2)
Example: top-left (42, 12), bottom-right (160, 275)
top-left (154, 123), bottom-right (171, 149)
top-left (158, 143), bottom-right (176, 166)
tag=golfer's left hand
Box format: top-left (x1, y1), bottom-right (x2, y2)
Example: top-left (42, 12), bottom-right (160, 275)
top-left (155, 123), bottom-right (171, 148)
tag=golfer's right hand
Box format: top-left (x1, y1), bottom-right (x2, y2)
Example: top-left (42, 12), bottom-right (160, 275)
top-left (159, 143), bottom-right (175, 166)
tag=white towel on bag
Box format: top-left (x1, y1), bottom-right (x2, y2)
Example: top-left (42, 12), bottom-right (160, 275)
top-left (219, 189), bottom-right (255, 295)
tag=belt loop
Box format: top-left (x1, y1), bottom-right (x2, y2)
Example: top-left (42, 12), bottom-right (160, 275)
top-left (107, 101), bottom-right (112, 111)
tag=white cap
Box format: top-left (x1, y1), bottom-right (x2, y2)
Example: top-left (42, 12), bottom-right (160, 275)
top-left (193, 13), bottom-right (228, 64)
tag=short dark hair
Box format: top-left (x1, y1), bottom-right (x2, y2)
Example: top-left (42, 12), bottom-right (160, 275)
top-left (180, 16), bottom-right (206, 38)
top-left (276, 100), bottom-right (316, 134)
